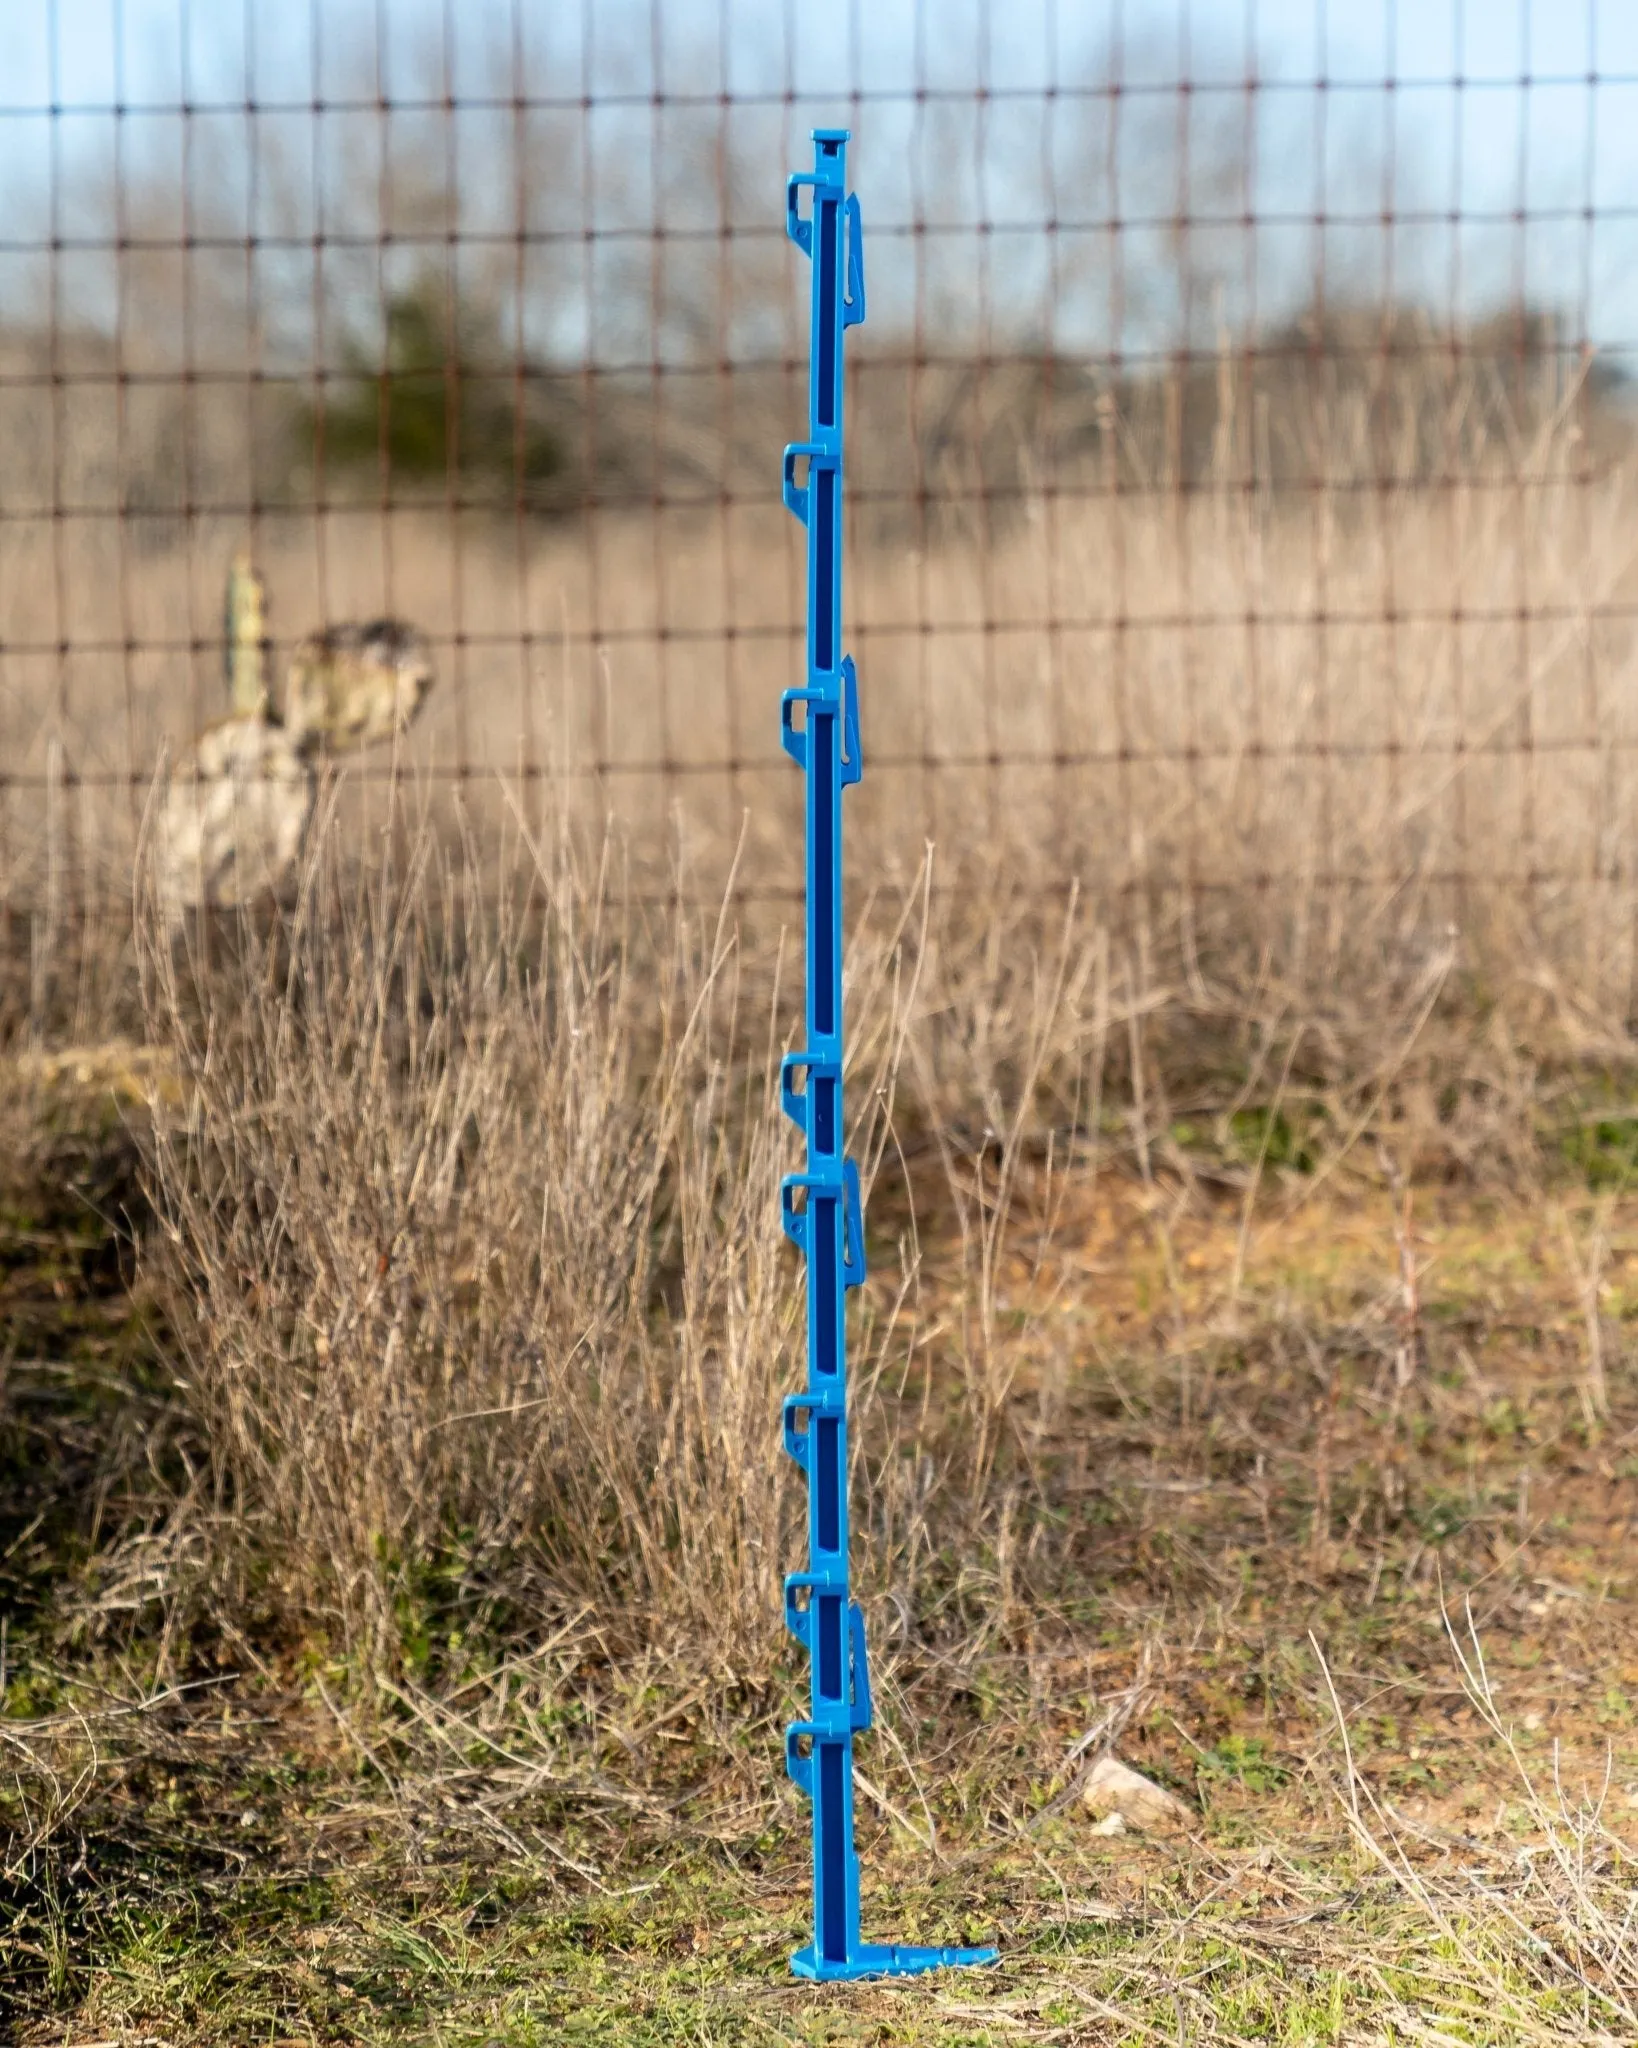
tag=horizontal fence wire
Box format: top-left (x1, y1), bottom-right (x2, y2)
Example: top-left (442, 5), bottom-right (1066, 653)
top-left (2, 0), bottom-right (1637, 960)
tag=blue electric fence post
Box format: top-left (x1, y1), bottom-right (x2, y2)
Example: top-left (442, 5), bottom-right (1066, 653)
top-left (778, 128), bottom-right (998, 1987)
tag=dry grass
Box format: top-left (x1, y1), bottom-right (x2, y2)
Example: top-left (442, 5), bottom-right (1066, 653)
top-left (5, 368), bottom-right (1638, 2037)
top-left (99, 779), bottom-right (1576, 1688)
top-left (117, 806), bottom-right (1123, 1677)
top-left (132, 815), bottom-right (800, 1673)
top-left (7, 1124), bottom-right (1638, 2039)
top-left (6, 372), bottom-right (1638, 1024)
top-left (12, 456), bottom-right (1638, 1196)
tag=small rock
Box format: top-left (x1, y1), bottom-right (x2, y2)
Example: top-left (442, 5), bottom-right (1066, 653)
top-left (1090, 1810), bottom-right (1127, 1837)
top-left (1081, 1754), bottom-right (1191, 1835)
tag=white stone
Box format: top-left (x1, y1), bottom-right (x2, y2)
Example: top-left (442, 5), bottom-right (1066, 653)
top-left (1081, 1754), bottom-right (1191, 1834)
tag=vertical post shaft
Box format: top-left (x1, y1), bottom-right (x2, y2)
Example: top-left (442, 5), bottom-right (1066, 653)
top-left (778, 127), bottom-right (995, 1988)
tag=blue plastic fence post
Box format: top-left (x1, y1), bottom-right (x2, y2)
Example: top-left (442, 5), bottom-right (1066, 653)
top-left (778, 128), bottom-right (998, 1987)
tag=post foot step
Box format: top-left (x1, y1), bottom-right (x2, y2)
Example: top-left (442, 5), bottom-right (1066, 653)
top-left (789, 1940), bottom-right (1000, 1982)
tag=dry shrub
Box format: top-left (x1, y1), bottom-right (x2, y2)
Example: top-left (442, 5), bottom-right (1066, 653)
top-left (136, 807), bottom-right (814, 1674)
top-left (130, 787), bottom-right (1126, 1687)
top-left (121, 782), bottom-right (1539, 1681)
top-left (117, 723), bottom-right (1634, 1689)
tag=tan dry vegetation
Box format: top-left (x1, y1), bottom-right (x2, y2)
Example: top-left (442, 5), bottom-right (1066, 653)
top-left (89, 777), bottom-right (1638, 1675)
top-left (8, 356), bottom-right (1638, 2039)
top-left (6, 876), bottom-right (1638, 2037)
top-left (8, 45), bottom-right (1638, 2030)
top-left (0, 751), bottom-right (1636, 2034)
top-left (6, 388), bottom-right (1638, 1030)
top-left (134, 819), bottom-right (804, 1670)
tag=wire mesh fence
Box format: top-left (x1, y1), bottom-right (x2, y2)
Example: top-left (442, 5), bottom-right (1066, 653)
top-left (3, 1), bottom-right (1638, 973)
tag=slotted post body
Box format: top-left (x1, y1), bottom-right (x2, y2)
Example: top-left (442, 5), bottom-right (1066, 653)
top-left (778, 128), bottom-right (997, 1987)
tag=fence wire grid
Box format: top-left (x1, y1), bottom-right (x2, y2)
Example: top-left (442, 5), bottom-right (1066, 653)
top-left (5, 0), bottom-right (1638, 940)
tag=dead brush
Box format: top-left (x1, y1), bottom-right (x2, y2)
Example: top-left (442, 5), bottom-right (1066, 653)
top-left (128, 793), bottom-right (1154, 1703)
top-left (134, 801), bottom-right (819, 1679)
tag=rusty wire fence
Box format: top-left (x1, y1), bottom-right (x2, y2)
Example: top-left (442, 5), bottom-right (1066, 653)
top-left (4, 0), bottom-right (1638, 1001)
